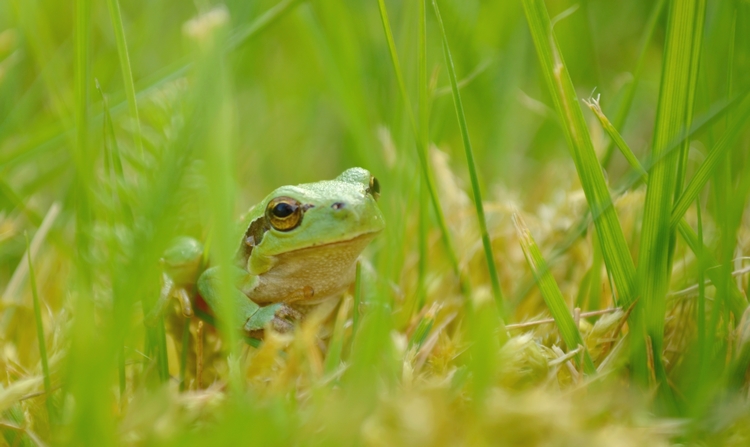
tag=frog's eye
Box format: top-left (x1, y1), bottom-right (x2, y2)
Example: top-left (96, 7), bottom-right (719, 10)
top-left (266, 197), bottom-right (303, 231)
top-left (367, 176), bottom-right (380, 201)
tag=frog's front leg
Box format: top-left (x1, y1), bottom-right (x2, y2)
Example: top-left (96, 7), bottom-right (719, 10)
top-left (144, 272), bottom-right (193, 326)
top-left (146, 236), bottom-right (203, 326)
top-left (197, 266), bottom-right (294, 333)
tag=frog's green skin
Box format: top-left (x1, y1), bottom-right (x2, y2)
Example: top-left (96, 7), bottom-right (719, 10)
top-left (157, 168), bottom-right (384, 335)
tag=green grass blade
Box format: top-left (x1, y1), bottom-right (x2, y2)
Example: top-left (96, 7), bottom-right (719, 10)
top-left (95, 79), bottom-right (136, 400)
top-left (416, 0), bottom-right (428, 311)
top-left (670, 96), bottom-right (750, 228)
top-left (352, 261), bottom-right (362, 338)
top-left (511, 92), bottom-right (747, 308)
top-left (601, 0), bottom-right (667, 168)
top-left (522, 0), bottom-right (636, 306)
top-left (179, 321), bottom-right (190, 391)
top-left (408, 304), bottom-right (436, 350)
top-left (586, 233), bottom-right (603, 311)
top-left (673, 0), bottom-right (705, 199)
top-left (513, 213), bottom-right (596, 375)
top-left (587, 96), bottom-right (748, 321)
top-left (584, 96), bottom-right (648, 181)
top-left (695, 198), bottom-right (705, 358)
top-left (105, 0), bottom-right (144, 157)
top-left (228, 0), bottom-right (304, 50)
top-left (69, 0), bottom-right (118, 442)
top-left (10, 0), bottom-right (74, 132)
top-left (635, 0), bottom-right (705, 394)
top-left (25, 233), bottom-right (53, 423)
top-left (324, 297), bottom-right (351, 375)
top-left (188, 9), bottom-right (242, 378)
top-left (154, 319), bottom-right (170, 382)
top-left (431, 0), bottom-right (506, 317)
top-left (418, 0), bottom-right (428, 154)
top-left (376, 0), bottom-right (470, 297)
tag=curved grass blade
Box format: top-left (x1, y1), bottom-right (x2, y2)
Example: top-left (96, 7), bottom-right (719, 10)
top-left (522, 0), bottom-right (636, 307)
top-left (431, 0), bottom-right (506, 317)
top-left (513, 213), bottom-right (596, 375)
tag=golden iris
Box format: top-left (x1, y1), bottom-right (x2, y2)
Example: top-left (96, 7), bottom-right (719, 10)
top-left (266, 197), bottom-right (303, 231)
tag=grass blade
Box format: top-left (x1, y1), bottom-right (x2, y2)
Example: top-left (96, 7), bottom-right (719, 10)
top-left (376, 0), bottom-right (470, 297)
top-left (584, 96), bottom-right (648, 181)
top-left (416, 0), bottom-right (428, 311)
top-left (511, 92), bottom-right (747, 307)
top-left (25, 233), bottom-right (53, 423)
top-left (670, 96), bottom-right (750, 228)
top-left (105, 0), bottom-right (144, 156)
top-left (695, 198), bottom-right (705, 360)
top-left (431, 0), bottom-right (506, 317)
top-left (522, 0), bottom-right (636, 306)
top-left (324, 296), bottom-right (352, 375)
top-left (187, 8), bottom-right (242, 379)
top-left (352, 261), bottom-right (362, 338)
top-left (513, 213), bottom-right (596, 375)
top-left (588, 97), bottom-right (748, 320)
top-left (179, 321), bottom-right (190, 391)
top-left (634, 0), bottom-right (705, 397)
top-left (0, 202), bottom-right (61, 333)
top-left (601, 0), bottom-right (667, 168)
top-left (228, 0), bottom-right (304, 50)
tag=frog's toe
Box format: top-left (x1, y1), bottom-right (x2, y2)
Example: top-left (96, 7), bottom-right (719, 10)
top-left (276, 304), bottom-right (303, 322)
top-left (271, 316), bottom-right (295, 333)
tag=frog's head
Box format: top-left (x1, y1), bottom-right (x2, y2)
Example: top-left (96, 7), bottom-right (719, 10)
top-left (238, 167), bottom-right (385, 267)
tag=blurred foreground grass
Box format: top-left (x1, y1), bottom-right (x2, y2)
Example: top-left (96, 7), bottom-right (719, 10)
top-left (1, 0), bottom-right (750, 445)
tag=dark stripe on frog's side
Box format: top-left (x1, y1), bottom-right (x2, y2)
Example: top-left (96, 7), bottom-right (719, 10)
top-left (235, 215), bottom-right (270, 267)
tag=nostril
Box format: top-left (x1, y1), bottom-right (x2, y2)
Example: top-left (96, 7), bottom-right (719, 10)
top-left (331, 202), bottom-right (346, 210)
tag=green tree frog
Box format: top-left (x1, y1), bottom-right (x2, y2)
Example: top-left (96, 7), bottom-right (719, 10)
top-left (153, 167), bottom-right (385, 336)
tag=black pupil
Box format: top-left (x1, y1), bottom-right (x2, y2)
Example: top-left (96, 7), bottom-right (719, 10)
top-left (273, 202), bottom-right (295, 218)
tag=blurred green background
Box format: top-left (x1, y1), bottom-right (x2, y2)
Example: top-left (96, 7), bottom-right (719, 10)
top-left (1, 0), bottom-right (692, 205)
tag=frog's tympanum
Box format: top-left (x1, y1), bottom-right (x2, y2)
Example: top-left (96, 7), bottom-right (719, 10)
top-left (155, 168), bottom-right (384, 335)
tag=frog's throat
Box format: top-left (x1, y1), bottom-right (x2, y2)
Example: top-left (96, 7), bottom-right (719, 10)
top-left (247, 231), bottom-right (380, 306)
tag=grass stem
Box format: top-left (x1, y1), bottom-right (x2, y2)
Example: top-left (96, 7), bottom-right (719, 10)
top-left (105, 0), bottom-right (144, 157)
top-left (26, 233), bottom-right (54, 424)
top-left (431, 0), bottom-right (506, 320)
top-left (376, 0), bottom-right (471, 298)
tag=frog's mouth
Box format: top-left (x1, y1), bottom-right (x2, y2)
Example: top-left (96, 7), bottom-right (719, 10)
top-left (304, 229), bottom-right (382, 250)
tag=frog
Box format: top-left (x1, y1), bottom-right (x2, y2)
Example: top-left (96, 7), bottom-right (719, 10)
top-left (150, 167), bottom-right (385, 337)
